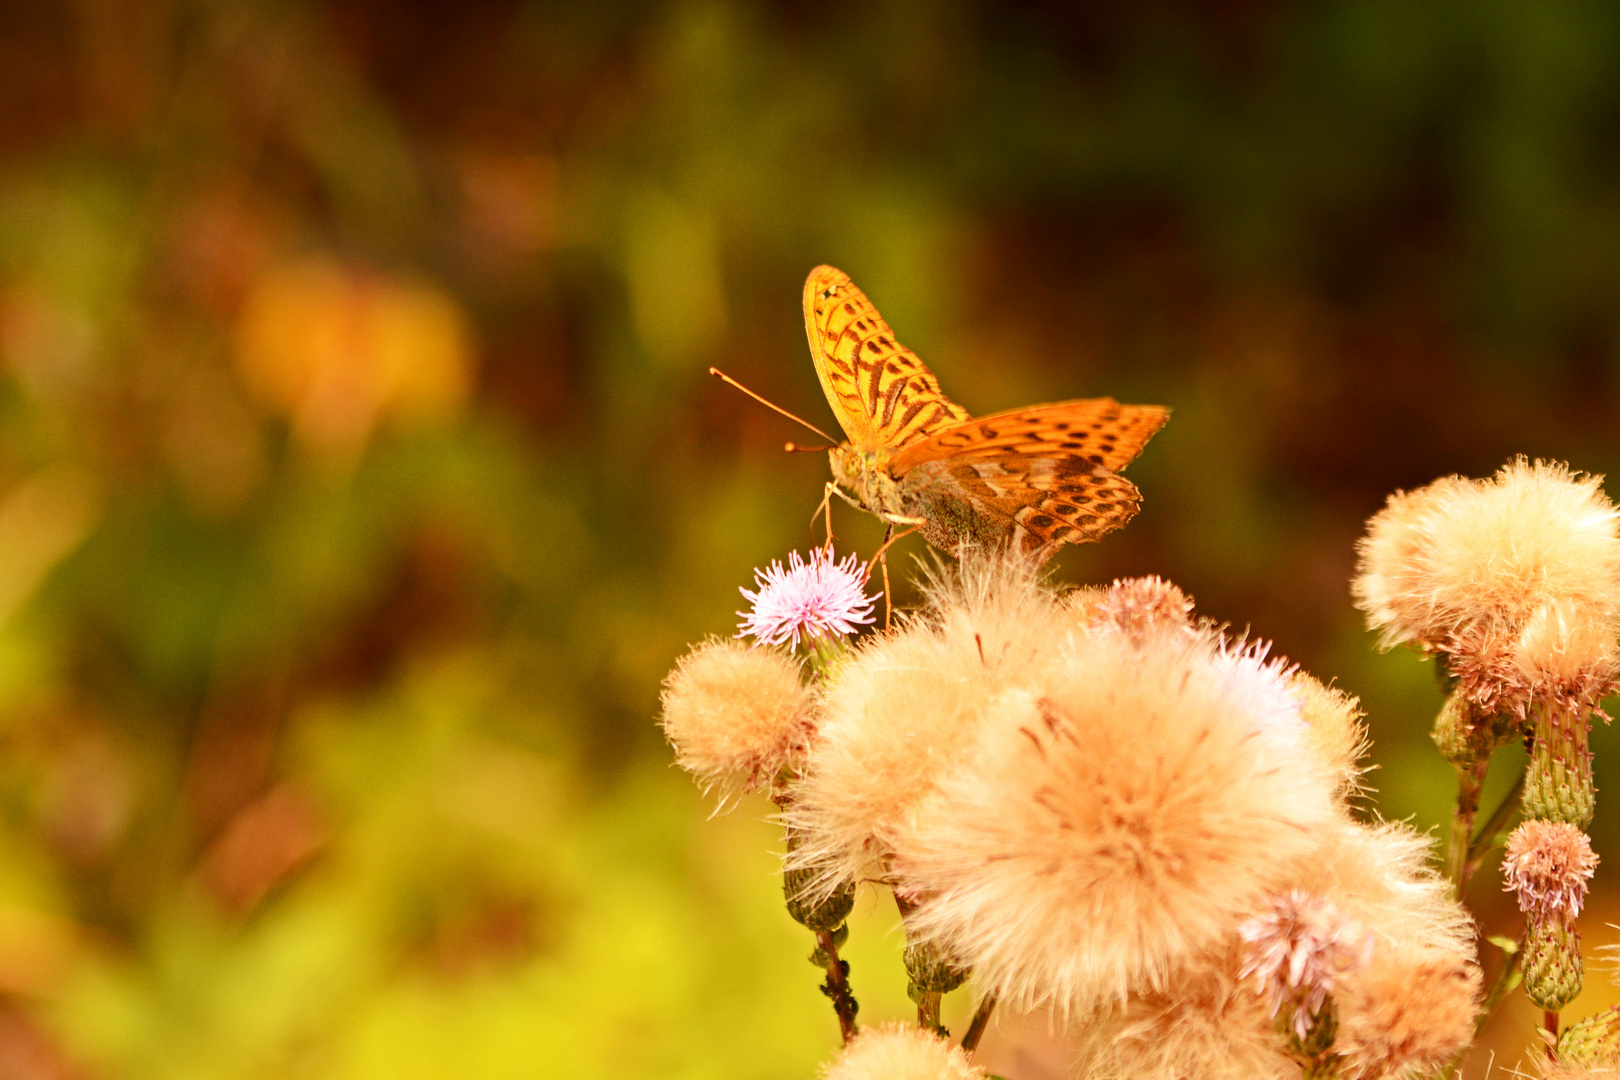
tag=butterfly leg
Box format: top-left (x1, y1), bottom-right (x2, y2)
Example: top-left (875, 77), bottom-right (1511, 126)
top-left (864, 524), bottom-right (921, 632)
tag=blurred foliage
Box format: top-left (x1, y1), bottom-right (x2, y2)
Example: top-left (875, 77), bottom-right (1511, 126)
top-left (2, 1), bottom-right (1620, 1076)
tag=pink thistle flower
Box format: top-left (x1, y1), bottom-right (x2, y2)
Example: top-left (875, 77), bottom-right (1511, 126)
top-left (737, 547), bottom-right (877, 649)
top-left (1503, 820), bottom-right (1598, 924)
top-left (1239, 890), bottom-right (1374, 1043)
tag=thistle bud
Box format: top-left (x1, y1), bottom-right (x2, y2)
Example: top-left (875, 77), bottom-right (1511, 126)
top-left (903, 939), bottom-right (968, 998)
top-left (783, 828), bottom-right (855, 932)
top-left (1522, 701), bottom-right (1597, 829)
top-left (1556, 1005), bottom-right (1620, 1067)
top-left (1431, 687), bottom-right (1515, 766)
top-left (1503, 821), bottom-right (1599, 1011)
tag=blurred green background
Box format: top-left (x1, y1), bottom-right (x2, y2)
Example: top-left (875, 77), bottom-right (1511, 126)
top-left (2, 2), bottom-right (1620, 1076)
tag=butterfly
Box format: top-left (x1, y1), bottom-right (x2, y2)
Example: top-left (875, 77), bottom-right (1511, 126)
top-left (802, 265), bottom-right (1168, 564)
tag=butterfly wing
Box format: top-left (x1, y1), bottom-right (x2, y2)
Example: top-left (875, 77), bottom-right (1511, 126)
top-left (890, 400), bottom-right (1169, 561)
top-left (888, 399), bottom-right (1169, 475)
top-left (802, 265), bottom-right (969, 453)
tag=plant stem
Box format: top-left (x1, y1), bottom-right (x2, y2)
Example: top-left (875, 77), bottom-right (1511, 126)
top-left (962, 993), bottom-right (998, 1053)
top-left (1463, 769), bottom-right (1525, 885)
top-left (1444, 758), bottom-right (1491, 897)
top-left (1478, 944), bottom-right (1523, 1034)
top-left (1545, 1009), bottom-right (1560, 1054)
top-left (917, 989), bottom-right (944, 1035)
top-left (815, 928), bottom-right (859, 1046)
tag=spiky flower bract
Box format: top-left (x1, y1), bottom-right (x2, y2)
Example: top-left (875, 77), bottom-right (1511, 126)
top-left (819, 1023), bottom-right (985, 1080)
top-left (737, 546), bottom-right (876, 648)
top-left (659, 639), bottom-right (811, 805)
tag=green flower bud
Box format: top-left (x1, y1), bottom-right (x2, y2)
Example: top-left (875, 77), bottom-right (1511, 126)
top-left (1522, 702), bottom-right (1595, 829)
top-left (1523, 916), bottom-right (1583, 1011)
top-left (1557, 1005), bottom-right (1620, 1066)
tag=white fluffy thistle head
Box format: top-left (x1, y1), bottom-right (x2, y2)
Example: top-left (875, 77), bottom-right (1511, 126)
top-left (780, 557), bottom-right (1065, 895)
top-left (659, 639), bottom-right (812, 806)
top-left (1353, 458), bottom-right (1620, 713)
top-left (873, 590), bottom-right (1341, 1017)
top-left (819, 1024), bottom-right (985, 1080)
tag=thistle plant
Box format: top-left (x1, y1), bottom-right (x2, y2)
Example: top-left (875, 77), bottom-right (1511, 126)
top-left (1354, 456), bottom-right (1620, 1063)
top-left (658, 455), bottom-right (1620, 1078)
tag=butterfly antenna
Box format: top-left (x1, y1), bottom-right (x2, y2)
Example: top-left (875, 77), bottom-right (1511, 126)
top-left (709, 367), bottom-right (838, 444)
top-left (785, 441), bottom-right (834, 453)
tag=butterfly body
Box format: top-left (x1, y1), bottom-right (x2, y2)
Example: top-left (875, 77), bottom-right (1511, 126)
top-left (804, 266), bottom-right (1167, 563)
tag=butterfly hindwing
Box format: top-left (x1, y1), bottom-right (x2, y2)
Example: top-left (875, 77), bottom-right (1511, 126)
top-left (900, 451), bottom-right (1146, 559)
top-left (802, 265), bottom-right (969, 453)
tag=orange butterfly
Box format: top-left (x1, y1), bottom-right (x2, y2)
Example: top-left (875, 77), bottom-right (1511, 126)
top-left (802, 265), bottom-right (1168, 564)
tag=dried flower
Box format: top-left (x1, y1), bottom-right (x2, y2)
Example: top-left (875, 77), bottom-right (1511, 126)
top-left (782, 558), bottom-right (1064, 897)
top-left (881, 598), bottom-right (1338, 1016)
top-left (1239, 890), bottom-right (1372, 1043)
top-left (1288, 672), bottom-right (1370, 798)
top-left (1273, 819), bottom-right (1480, 1079)
top-left (1353, 458), bottom-right (1620, 718)
top-left (738, 546), bottom-right (876, 649)
top-left (1354, 459), bottom-right (1620, 651)
top-left (1065, 954), bottom-right (1297, 1080)
top-left (1335, 953), bottom-right (1481, 1080)
top-left (1516, 598), bottom-right (1620, 714)
top-left (1504, 821), bottom-right (1599, 924)
top-left (1066, 820), bottom-right (1478, 1080)
top-left (819, 1023), bottom-right (985, 1080)
top-left (1083, 575), bottom-right (1195, 639)
top-left (659, 639), bottom-right (812, 804)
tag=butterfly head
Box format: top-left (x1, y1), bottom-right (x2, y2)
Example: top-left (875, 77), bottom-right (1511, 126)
top-left (828, 444), bottom-right (864, 497)
top-left (829, 443), bottom-right (902, 519)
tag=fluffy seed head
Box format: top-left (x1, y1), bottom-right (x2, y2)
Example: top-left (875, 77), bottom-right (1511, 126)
top-left (1335, 953), bottom-right (1481, 1080)
top-left (1272, 820), bottom-right (1480, 1078)
top-left (887, 613), bottom-right (1340, 1016)
top-left (1065, 950), bottom-right (1298, 1080)
top-left (1503, 820), bottom-right (1599, 923)
top-left (659, 639), bottom-right (812, 804)
top-left (1288, 672), bottom-right (1370, 797)
top-left (819, 1024), bottom-right (985, 1080)
top-left (1067, 819), bottom-right (1479, 1080)
top-left (1084, 575), bottom-right (1195, 640)
top-left (738, 547), bottom-right (876, 648)
top-left (1515, 598), bottom-right (1620, 712)
top-left (782, 558), bottom-right (1066, 893)
top-left (1353, 459), bottom-right (1620, 711)
top-left (1238, 890), bottom-right (1373, 1042)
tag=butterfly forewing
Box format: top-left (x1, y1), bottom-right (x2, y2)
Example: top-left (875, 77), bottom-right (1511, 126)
top-left (888, 400), bottom-right (1169, 475)
top-left (802, 265), bottom-right (968, 453)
